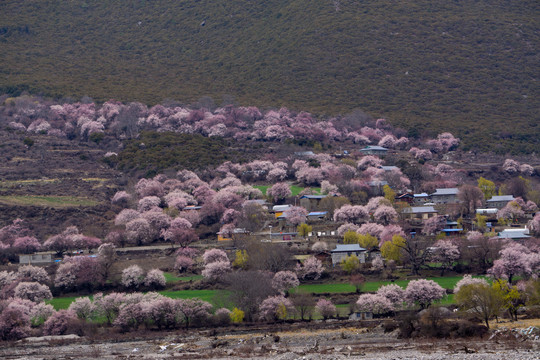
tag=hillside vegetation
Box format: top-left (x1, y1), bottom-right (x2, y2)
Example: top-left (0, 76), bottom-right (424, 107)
top-left (0, 0), bottom-right (538, 153)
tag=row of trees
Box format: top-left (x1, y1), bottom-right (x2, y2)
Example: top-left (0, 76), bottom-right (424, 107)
top-left (3, 95), bottom-right (464, 158)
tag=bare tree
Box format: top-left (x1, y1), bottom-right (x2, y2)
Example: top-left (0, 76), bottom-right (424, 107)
top-left (225, 271), bottom-right (277, 321)
top-left (291, 292), bottom-right (315, 320)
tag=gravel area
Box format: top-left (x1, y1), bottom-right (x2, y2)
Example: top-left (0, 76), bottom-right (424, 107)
top-left (1, 325), bottom-right (538, 359)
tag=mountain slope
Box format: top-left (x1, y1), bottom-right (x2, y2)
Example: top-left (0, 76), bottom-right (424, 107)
top-left (0, 0), bottom-right (538, 152)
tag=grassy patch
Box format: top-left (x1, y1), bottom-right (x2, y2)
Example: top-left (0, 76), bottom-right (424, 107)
top-left (47, 296), bottom-right (79, 310)
top-left (296, 276), bottom-right (485, 294)
top-left (253, 184), bottom-right (320, 196)
top-left (0, 195), bottom-right (100, 207)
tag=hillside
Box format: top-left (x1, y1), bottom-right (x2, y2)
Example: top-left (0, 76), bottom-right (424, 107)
top-left (0, 0), bottom-right (538, 153)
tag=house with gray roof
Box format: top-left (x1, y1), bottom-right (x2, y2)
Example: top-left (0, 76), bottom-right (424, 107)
top-left (486, 195), bottom-right (515, 209)
top-left (498, 228), bottom-right (530, 239)
top-left (402, 206), bottom-right (438, 220)
top-left (359, 145), bottom-right (388, 156)
top-left (430, 188), bottom-right (459, 204)
top-left (331, 244), bottom-right (367, 265)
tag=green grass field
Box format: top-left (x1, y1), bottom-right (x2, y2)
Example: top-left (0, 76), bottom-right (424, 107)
top-left (0, 195), bottom-right (100, 207)
top-left (296, 276), bottom-right (484, 294)
top-left (254, 184), bottom-right (320, 196)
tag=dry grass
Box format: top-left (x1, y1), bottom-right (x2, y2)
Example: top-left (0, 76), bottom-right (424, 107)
top-left (0, 195), bottom-right (100, 207)
top-left (490, 318), bottom-right (540, 329)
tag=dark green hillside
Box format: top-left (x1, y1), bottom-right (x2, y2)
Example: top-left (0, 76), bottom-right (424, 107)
top-left (0, 0), bottom-right (538, 152)
top-left (116, 132), bottom-right (247, 174)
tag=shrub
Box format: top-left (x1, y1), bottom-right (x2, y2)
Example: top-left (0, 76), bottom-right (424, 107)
top-left (121, 265), bottom-right (144, 289)
top-left (144, 269), bottom-right (166, 289)
top-left (14, 282), bottom-right (52, 302)
top-left (315, 298), bottom-right (336, 320)
top-left (0, 306), bottom-right (31, 340)
top-left (230, 307), bottom-right (245, 323)
top-left (43, 310), bottom-right (80, 336)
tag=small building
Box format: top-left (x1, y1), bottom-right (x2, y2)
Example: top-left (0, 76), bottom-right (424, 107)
top-left (217, 228), bottom-right (250, 241)
top-left (350, 311), bottom-right (373, 320)
top-left (294, 151), bottom-right (315, 158)
top-left (441, 228), bottom-right (463, 236)
top-left (331, 244), bottom-right (367, 266)
top-left (300, 194), bottom-right (329, 212)
top-left (359, 145), bottom-right (388, 156)
top-left (486, 195), bottom-right (515, 209)
top-left (476, 208), bottom-right (498, 216)
top-left (184, 205), bottom-right (202, 211)
top-left (19, 253), bottom-right (53, 264)
top-left (430, 188), bottom-right (459, 204)
top-left (402, 206), bottom-right (438, 220)
top-left (413, 193), bottom-right (430, 205)
top-left (307, 211), bottom-right (328, 221)
top-left (368, 180), bottom-right (389, 196)
top-left (498, 228), bottom-right (530, 240)
top-left (379, 165), bottom-right (399, 172)
top-left (273, 204), bottom-right (292, 218)
top-left (244, 199), bottom-right (270, 210)
top-left (395, 193), bottom-right (414, 204)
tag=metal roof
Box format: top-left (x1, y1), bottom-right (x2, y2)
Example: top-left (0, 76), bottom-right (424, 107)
top-left (332, 244), bottom-right (367, 253)
top-left (308, 211), bottom-right (328, 216)
top-left (300, 195), bottom-right (327, 199)
top-left (402, 206), bottom-right (437, 214)
top-left (431, 188), bottom-right (459, 196)
top-left (360, 145), bottom-right (388, 151)
top-left (498, 228), bottom-right (530, 239)
top-left (273, 205), bottom-right (292, 211)
top-left (487, 195), bottom-right (515, 202)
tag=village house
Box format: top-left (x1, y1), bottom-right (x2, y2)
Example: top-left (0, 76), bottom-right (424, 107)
top-left (413, 192), bottom-right (430, 205)
top-left (368, 180), bottom-right (388, 196)
top-left (441, 220), bottom-right (463, 236)
top-left (402, 206), bottom-right (438, 220)
top-left (486, 195), bottom-right (515, 209)
top-left (299, 194), bottom-right (333, 211)
top-left (430, 188), bottom-right (459, 204)
top-left (272, 204), bottom-right (291, 218)
top-left (497, 228), bottom-right (530, 240)
top-left (306, 211), bottom-right (328, 221)
top-left (331, 244), bottom-right (367, 266)
top-left (19, 252), bottom-right (53, 264)
top-left (359, 145), bottom-right (388, 156)
top-left (395, 193), bottom-right (414, 205)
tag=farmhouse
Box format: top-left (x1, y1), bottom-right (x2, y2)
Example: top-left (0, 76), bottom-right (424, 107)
top-left (359, 145), bottom-right (388, 156)
top-left (413, 193), bottom-right (430, 205)
top-left (402, 206), bottom-right (438, 220)
top-left (19, 252), bottom-right (53, 264)
top-left (299, 194), bottom-right (329, 211)
top-left (498, 228), bottom-right (530, 240)
top-left (272, 205), bottom-right (292, 218)
top-left (486, 195), bottom-right (515, 209)
top-left (307, 211), bottom-right (328, 221)
top-left (331, 244), bottom-right (367, 266)
top-left (430, 188), bottom-right (459, 204)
